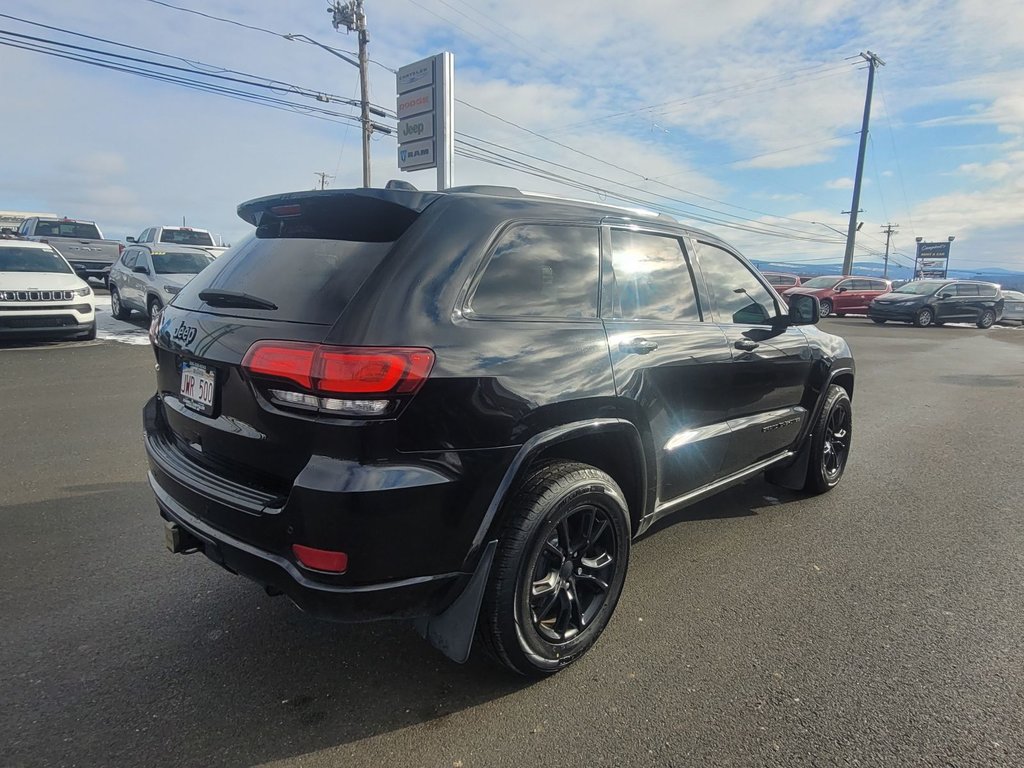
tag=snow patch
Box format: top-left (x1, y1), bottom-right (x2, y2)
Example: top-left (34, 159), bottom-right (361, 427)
top-left (94, 297), bottom-right (151, 346)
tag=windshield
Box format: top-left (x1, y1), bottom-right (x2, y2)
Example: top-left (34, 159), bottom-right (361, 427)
top-left (152, 251), bottom-right (214, 274)
top-left (34, 220), bottom-right (101, 239)
top-left (800, 276), bottom-right (842, 289)
top-left (160, 229), bottom-right (215, 246)
top-left (894, 280), bottom-right (946, 295)
top-left (0, 247), bottom-right (73, 274)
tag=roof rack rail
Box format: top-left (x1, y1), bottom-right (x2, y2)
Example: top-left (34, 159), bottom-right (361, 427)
top-left (521, 190), bottom-right (676, 223)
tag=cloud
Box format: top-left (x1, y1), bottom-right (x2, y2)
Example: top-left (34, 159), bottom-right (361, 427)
top-left (825, 177), bottom-right (856, 190)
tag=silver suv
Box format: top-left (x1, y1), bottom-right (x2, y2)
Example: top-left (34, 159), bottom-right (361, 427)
top-left (108, 244), bottom-right (214, 319)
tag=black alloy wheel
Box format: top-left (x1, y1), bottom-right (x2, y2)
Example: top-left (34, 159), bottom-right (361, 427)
top-left (478, 461), bottom-right (630, 677)
top-left (805, 384), bottom-right (852, 493)
top-left (914, 306), bottom-right (934, 327)
top-left (977, 309), bottom-right (996, 329)
top-left (527, 502), bottom-right (618, 644)
top-left (819, 299), bottom-right (833, 317)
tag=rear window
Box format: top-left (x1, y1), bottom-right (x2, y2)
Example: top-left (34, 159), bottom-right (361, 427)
top-left (160, 229), bottom-right (215, 246)
top-left (174, 233), bottom-right (392, 325)
top-left (34, 221), bottom-right (101, 239)
top-left (0, 247), bottom-right (73, 273)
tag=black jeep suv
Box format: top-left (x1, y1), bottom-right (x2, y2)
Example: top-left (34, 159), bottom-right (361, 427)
top-left (144, 185), bottom-right (854, 676)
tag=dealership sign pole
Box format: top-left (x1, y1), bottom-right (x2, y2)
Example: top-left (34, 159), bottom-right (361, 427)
top-left (396, 53), bottom-right (454, 190)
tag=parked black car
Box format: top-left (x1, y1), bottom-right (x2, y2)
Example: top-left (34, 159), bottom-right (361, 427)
top-left (868, 279), bottom-right (1004, 328)
top-left (144, 186), bottom-right (855, 676)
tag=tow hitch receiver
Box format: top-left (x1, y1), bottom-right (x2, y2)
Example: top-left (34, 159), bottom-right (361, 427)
top-left (164, 521), bottom-right (202, 554)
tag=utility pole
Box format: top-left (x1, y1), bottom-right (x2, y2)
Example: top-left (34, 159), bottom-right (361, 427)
top-left (329, 0), bottom-right (371, 187)
top-left (842, 51), bottom-right (885, 276)
top-left (314, 171), bottom-right (334, 190)
top-left (880, 223), bottom-right (899, 278)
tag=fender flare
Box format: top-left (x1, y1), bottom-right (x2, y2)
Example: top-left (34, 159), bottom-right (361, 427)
top-left (420, 418), bottom-right (648, 664)
top-left (767, 365), bottom-right (855, 490)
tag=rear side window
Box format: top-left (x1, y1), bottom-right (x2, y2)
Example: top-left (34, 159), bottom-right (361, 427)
top-left (468, 224), bottom-right (599, 319)
top-left (160, 229), bottom-right (215, 246)
top-left (608, 230), bottom-right (700, 322)
top-left (34, 221), bottom-right (101, 239)
top-left (694, 241), bottom-right (779, 325)
top-left (979, 284), bottom-right (998, 297)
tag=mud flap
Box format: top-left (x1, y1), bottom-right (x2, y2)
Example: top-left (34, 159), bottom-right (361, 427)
top-left (765, 438), bottom-right (811, 490)
top-left (414, 539), bottom-right (497, 664)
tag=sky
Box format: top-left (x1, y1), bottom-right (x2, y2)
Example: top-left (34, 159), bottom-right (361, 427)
top-left (2, 0), bottom-right (1023, 275)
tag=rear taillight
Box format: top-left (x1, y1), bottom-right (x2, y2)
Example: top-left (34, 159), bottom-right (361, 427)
top-left (241, 341), bottom-right (434, 417)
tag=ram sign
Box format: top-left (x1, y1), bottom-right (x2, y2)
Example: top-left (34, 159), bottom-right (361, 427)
top-left (395, 53), bottom-right (454, 188)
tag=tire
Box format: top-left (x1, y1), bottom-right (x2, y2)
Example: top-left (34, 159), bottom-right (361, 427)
top-left (478, 461), bottom-right (631, 677)
top-left (804, 384), bottom-right (852, 494)
top-left (77, 322), bottom-right (97, 341)
top-left (913, 306), bottom-right (934, 327)
top-left (110, 287), bottom-right (131, 320)
top-left (819, 299), bottom-right (833, 318)
top-left (147, 296), bottom-right (162, 319)
top-left (871, 317), bottom-right (887, 325)
top-left (835, 312), bottom-right (846, 318)
top-left (977, 309), bottom-right (996, 329)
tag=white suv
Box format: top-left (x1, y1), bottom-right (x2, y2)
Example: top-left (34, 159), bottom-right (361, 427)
top-left (0, 240), bottom-right (96, 340)
top-left (108, 244), bottom-right (214, 319)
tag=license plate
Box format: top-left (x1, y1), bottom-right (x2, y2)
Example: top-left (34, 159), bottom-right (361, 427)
top-left (180, 362), bottom-right (215, 415)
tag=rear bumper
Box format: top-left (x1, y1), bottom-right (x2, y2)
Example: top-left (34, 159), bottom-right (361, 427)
top-left (143, 395), bottom-right (515, 622)
top-left (151, 474), bottom-right (465, 621)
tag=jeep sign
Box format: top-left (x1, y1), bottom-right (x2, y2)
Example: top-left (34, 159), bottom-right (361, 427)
top-left (395, 52), bottom-right (454, 188)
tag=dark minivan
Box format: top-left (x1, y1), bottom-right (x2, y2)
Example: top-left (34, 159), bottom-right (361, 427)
top-left (868, 279), bottom-right (1004, 327)
top-left (145, 186), bottom-right (855, 676)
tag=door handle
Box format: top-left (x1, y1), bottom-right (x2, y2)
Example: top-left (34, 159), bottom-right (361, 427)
top-left (620, 337), bottom-right (659, 355)
top-left (734, 338), bottom-right (759, 351)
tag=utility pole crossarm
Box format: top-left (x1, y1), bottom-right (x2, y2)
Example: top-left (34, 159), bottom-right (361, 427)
top-left (842, 51), bottom-right (885, 276)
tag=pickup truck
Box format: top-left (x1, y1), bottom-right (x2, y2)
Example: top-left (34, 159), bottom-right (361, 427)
top-left (127, 226), bottom-right (229, 258)
top-left (17, 217), bottom-right (123, 283)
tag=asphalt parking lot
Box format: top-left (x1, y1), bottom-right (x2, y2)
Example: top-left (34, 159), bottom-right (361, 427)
top-left (2, 311), bottom-right (1022, 768)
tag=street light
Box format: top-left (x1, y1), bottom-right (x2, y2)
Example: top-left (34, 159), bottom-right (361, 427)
top-left (284, 20), bottom-right (379, 186)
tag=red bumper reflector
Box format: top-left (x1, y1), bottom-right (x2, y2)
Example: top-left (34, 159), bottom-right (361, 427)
top-left (292, 544), bottom-right (348, 573)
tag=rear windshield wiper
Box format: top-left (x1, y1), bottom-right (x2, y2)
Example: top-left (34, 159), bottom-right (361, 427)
top-left (198, 289), bottom-right (278, 310)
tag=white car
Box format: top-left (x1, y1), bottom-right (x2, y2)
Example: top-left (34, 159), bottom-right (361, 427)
top-left (0, 240), bottom-right (95, 340)
top-left (108, 244), bottom-right (215, 319)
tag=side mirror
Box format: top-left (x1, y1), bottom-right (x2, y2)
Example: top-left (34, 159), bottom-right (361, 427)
top-left (133, 265), bottom-right (150, 275)
top-left (836, 286), bottom-right (848, 293)
top-left (787, 293), bottom-right (820, 326)
top-left (938, 292), bottom-right (952, 300)
top-left (126, 236), bottom-right (137, 243)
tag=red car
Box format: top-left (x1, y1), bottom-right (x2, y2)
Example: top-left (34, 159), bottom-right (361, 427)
top-left (782, 275), bottom-right (892, 317)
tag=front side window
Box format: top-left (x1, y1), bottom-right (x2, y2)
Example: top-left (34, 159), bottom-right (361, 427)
top-left (469, 224), bottom-right (599, 319)
top-left (694, 241), bottom-right (779, 325)
top-left (121, 250), bottom-right (137, 269)
top-left (608, 230), bottom-right (700, 321)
